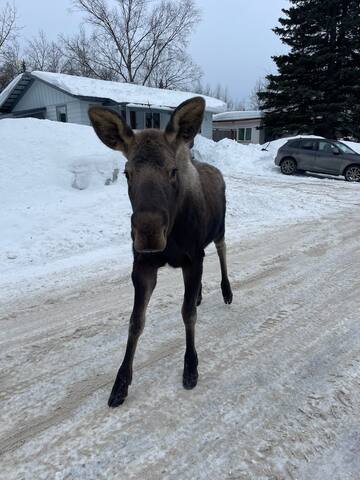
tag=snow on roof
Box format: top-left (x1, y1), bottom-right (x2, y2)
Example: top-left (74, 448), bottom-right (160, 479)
top-left (213, 110), bottom-right (264, 122)
top-left (29, 71), bottom-right (226, 113)
top-left (0, 74), bottom-right (23, 107)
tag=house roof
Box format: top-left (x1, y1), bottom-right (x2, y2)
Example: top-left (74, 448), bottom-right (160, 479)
top-left (213, 110), bottom-right (264, 122)
top-left (0, 72), bottom-right (34, 113)
top-left (0, 71), bottom-right (226, 114)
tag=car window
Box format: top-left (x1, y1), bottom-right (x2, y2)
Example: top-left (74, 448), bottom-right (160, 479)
top-left (333, 141), bottom-right (356, 154)
top-left (287, 140), bottom-right (300, 148)
top-left (318, 140), bottom-right (338, 153)
top-left (299, 140), bottom-right (315, 150)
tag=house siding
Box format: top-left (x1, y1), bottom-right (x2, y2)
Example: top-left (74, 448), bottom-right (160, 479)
top-left (79, 100), bottom-right (94, 125)
top-left (213, 118), bottom-right (263, 144)
top-left (12, 80), bottom-right (80, 122)
top-left (201, 112), bottom-right (213, 138)
top-left (160, 111), bottom-right (171, 129)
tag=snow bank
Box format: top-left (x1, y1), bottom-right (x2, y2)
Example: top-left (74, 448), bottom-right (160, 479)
top-left (194, 136), bottom-right (277, 176)
top-left (1, 118), bottom-right (359, 303)
top-left (0, 118), bottom-right (131, 301)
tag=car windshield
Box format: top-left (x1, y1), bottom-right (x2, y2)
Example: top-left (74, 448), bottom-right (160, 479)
top-left (333, 141), bottom-right (356, 154)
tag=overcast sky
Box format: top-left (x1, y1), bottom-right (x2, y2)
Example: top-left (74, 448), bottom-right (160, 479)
top-left (13, 0), bottom-right (289, 103)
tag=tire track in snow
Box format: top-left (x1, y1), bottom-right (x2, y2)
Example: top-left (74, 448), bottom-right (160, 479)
top-left (1, 212), bottom-right (360, 479)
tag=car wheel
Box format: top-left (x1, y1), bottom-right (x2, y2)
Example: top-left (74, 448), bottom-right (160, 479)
top-left (280, 158), bottom-right (297, 175)
top-left (344, 165), bottom-right (360, 182)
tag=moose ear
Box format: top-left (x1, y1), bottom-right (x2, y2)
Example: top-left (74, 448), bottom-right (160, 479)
top-left (88, 107), bottom-right (134, 153)
top-left (165, 97), bottom-right (205, 145)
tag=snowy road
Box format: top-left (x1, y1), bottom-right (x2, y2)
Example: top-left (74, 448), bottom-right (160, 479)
top-left (1, 210), bottom-right (360, 479)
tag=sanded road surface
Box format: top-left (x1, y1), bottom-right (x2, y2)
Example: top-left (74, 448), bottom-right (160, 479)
top-left (1, 211), bottom-right (360, 479)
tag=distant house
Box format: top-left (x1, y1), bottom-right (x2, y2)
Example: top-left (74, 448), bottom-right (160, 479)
top-left (213, 110), bottom-right (265, 144)
top-left (0, 71), bottom-right (226, 138)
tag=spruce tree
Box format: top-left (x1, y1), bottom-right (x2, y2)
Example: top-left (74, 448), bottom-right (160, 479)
top-left (259, 0), bottom-right (360, 140)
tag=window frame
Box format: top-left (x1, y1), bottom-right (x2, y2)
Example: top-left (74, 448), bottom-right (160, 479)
top-left (237, 127), bottom-right (252, 142)
top-left (56, 105), bottom-right (67, 123)
top-left (238, 128), bottom-right (245, 141)
top-left (144, 111), bottom-right (161, 129)
top-left (130, 110), bottom-right (137, 129)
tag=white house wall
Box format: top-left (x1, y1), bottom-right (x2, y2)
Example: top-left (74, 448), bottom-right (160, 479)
top-left (201, 112), bottom-right (212, 138)
top-left (79, 101), bottom-right (92, 125)
top-left (213, 118), bottom-right (262, 144)
top-left (160, 110), bottom-right (171, 129)
top-left (13, 80), bottom-right (81, 123)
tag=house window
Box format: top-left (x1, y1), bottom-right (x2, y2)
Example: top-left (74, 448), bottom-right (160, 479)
top-left (238, 127), bottom-right (252, 142)
top-left (153, 113), bottom-right (160, 129)
top-left (56, 105), bottom-right (67, 122)
top-left (130, 111), bottom-right (137, 129)
top-left (145, 112), bottom-right (161, 129)
top-left (145, 112), bottom-right (152, 128)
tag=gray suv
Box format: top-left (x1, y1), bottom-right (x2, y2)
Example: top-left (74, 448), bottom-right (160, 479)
top-left (275, 138), bottom-right (360, 182)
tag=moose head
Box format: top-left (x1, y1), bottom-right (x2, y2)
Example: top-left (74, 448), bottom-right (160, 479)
top-left (88, 97), bottom-right (205, 253)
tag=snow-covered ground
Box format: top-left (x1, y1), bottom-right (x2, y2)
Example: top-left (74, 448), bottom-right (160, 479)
top-left (1, 119), bottom-right (360, 479)
top-left (1, 213), bottom-right (360, 480)
top-left (1, 118), bottom-right (359, 306)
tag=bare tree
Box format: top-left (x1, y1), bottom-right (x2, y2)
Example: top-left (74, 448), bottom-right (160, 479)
top-left (60, 27), bottom-right (118, 79)
top-left (0, 2), bottom-right (18, 55)
top-left (0, 3), bottom-right (22, 91)
top-left (194, 81), bottom-right (246, 111)
top-left (62, 0), bottom-right (201, 87)
top-left (0, 41), bottom-right (23, 90)
top-left (25, 30), bottom-right (65, 72)
top-left (146, 47), bottom-right (202, 90)
top-left (249, 77), bottom-right (268, 110)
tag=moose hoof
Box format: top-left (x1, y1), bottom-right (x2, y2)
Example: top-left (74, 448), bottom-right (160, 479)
top-left (183, 368), bottom-right (198, 390)
top-left (223, 291), bottom-right (233, 304)
top-left (108, 376), bottom-right (129, 408)
top-left (221, 281), bottom-right (233, 305)
top-left (183, 371), bottom-right (198, 389)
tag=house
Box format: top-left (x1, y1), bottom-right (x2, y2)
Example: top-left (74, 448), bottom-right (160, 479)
top-left (0, 71), bottom-right (226, 138)
top-left (213, 110), bottom-right (265, 144)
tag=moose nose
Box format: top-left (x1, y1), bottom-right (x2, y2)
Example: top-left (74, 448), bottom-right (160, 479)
top-left (131, 211), bottom-right (168, 253)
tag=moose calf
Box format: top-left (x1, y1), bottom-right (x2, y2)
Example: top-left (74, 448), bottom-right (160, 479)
top-left (89, 97), bottom-right (233, 407)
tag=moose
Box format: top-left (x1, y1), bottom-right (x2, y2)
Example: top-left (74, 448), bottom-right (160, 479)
top-left (88, 97), bottom-right (233, 407)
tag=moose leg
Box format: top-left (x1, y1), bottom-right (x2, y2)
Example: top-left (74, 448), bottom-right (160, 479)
top-left (108, 262), bottom-right (157, 407)
top-left (182, 258), bottom-right (203, 390)
top-left (197, 282), bottom-right (202, 306)
top-left (215, 238), bottom-right (233, 304)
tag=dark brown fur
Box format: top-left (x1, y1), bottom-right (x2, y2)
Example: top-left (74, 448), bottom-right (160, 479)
top-left (88, 97), bottom-right (233, 407)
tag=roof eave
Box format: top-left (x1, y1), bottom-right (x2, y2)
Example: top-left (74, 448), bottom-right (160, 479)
top-left (0, 73), bottom-right (34, 113)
